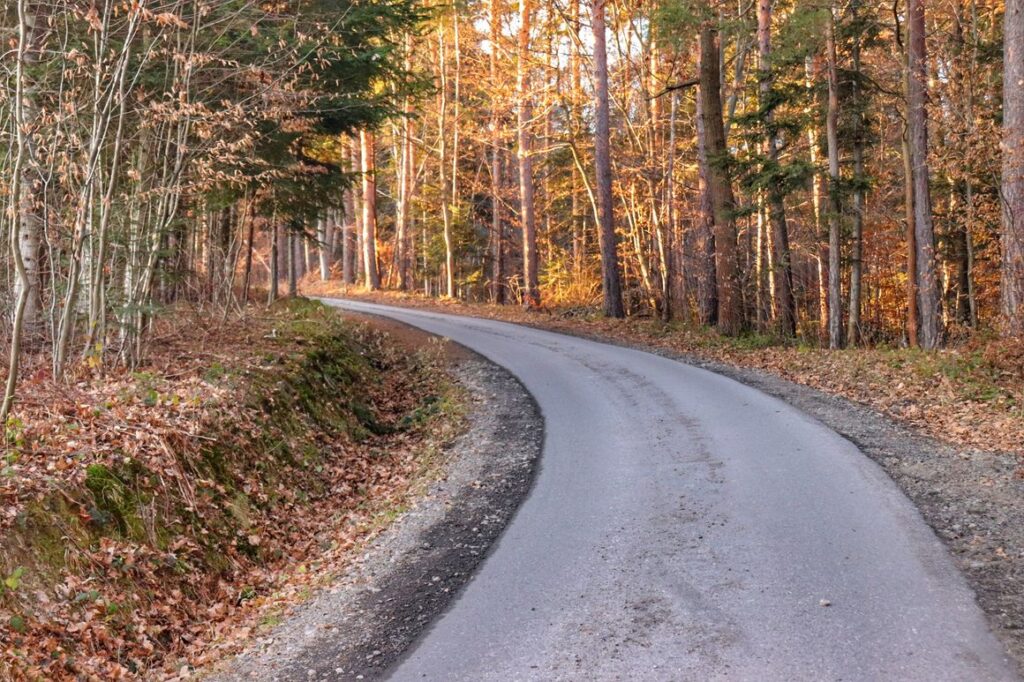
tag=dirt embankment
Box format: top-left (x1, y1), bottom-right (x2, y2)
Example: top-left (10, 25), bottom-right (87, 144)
top-left (0, 299), bottom-right (464, 680)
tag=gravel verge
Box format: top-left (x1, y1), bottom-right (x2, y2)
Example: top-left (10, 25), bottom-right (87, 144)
top-left (208, 341), bottom-right (543, 681)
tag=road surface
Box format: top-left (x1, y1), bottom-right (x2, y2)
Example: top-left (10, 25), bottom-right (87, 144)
top-left (324, 299), bottom-right (1017, 682)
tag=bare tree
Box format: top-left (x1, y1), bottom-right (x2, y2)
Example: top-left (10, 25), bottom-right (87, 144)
top-left (1003, 0), bottom-right (1024, 334)
top-left (826, 6), bottom-right (843, 349)
top-left (592, 0), bottom-right (624, 317)
top-left (699, 25), bottom-right (741, 335)
top-left (757, 0), bottom-right (796, 336)
top-left (518, 0), bottom-right (540, 307)
top-left (361, 129), bottom-right (381, 290)
top-left (907, 0), bottom-right (941, 348)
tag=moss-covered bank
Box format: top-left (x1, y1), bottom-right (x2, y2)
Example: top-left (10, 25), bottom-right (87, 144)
top-left (0, 299), bottom-right (460, 679)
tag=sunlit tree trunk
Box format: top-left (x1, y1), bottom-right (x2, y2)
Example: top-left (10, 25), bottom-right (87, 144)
top-left (847, 0), bottom-right (865, 344)
top-left (360, 129), bottom-right (381, 290)
top-left (518, 0), bottom-right (540, 307)
top-left (700, 25), bottom-right (741, 335)
top-left (437, 22), bottom-right (455, 298)
top-left (1002, 0), bottom-right (1024, 334)
top-left (907, 0), bottom-right (941, 348)
top-left (757, 0), bottom-right (796, 336)
top-left (592, 0), bottom-right (624, 317)
top-left (826, 7), bottom-right (843, 349)
top-left (490, 0), bottom-right (505, 303)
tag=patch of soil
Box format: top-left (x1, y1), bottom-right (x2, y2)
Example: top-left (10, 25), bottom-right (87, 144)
top-left (209, 323), bottom-right (543, 680)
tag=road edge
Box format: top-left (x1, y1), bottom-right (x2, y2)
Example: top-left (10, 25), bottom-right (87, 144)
top-left (208, 316), bottom-right (544, 681)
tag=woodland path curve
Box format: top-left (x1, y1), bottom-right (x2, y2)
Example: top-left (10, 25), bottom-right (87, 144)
top-left (323, 298), bottom-right (1017, 682)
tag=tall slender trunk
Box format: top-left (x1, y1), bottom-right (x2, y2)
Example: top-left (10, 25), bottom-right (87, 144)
top-left (451, 13), bottom-right (462, 296)
top-left (700, 26), bottom-right (741, 335)
top-left (518, 0), bottom-right (540, 307)
top-left (269, 220), bottom-right (279, 302)
top-left (757, 0), bottom-right (796, 336)
top-left (569, 0), bottom-right (584, 280)
top-left (317, 214), bottom-right (330, 281)
top-left (360, 129), bottom-right (381, 290)
top-left (1002, 0), bottom-right (1024, 334)
top-left (437, 22), bottom-right (455, 298)
top-left (847, 0), bottom-right (865, 343)
top-left (342, 149), bottom-right (357, 285)
top-left (592, 0), bottom-right (624, 317)
top-left (825, 7), bottom-right (843, 349)
top-left (695, 85), bottom-right (719, 327)
top-left (907, 0), bottom-right (941, 348)
top-left (287, 231), bottom-right (298, 296)
top-left (806, 55), bottom-right (829, 341)
top-left (490, 0), bottom-right (505, 303)
top-left (397, 35), bottom-right (413, 291)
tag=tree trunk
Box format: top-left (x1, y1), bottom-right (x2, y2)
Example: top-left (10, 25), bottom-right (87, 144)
top-left (490, 0), bottom-right (505, 304)
top-left (287, 231), bottom-right (298, 297)
top-left (805, 55), bottom-right (829, 342)
top-left (360, 129), bottom-right (381, 290)
top-left (518, 0), bottom-right (540, 307)
top-left (700, 26), bottom-right (741, 335)
top-left (695, 85), bottom-right (719, 327)
top-left (757, 0), bottom-right (796, 336)
top-left (437, 22), bottom-right (455, 298)
top-left (397, 36), bottom-right (413, 291)
top-left (317, 214), bottom-right (330, 281)
top-left (907, 0), bottom-right (941, 348)
top-left (1002, 0), bottom-right (1024, 334)
top-left (826, 8), bottom-right (843, 349)
top-left (847, 0), bottom-right (865, 343)
top-left (592, 0), bottom-right (625, 318)
top-left (342, 163), bottom-right (357, 285)
top-left (269, 221), bottom-right (279, 302)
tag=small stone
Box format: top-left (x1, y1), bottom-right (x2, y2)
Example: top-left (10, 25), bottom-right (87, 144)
top-left (819, 599), bottom-right (832, 607)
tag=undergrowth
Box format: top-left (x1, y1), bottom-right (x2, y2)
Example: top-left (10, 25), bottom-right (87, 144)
top-left (0, 298), bottom-right (459, 679)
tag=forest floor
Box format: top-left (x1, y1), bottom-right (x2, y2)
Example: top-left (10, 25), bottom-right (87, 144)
top-left (0, 299), bottom-right (467, 680)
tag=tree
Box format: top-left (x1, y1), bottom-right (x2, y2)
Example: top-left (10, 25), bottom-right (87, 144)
top-left (907, 0), bottom-right (941, 348)
top-left (361, 129), bottom-right (381, 290)
top-left (699, 25), bottom-right (741, 335)
top-left (1003, 0), bottom-right (1024, 335)
top-left (517, 0), bottom-right (540, 307)
top-left (592, 0), bottom-right (625, 318)
top-left (825, 6), bottom-right (843, 349)
top-left (757, 0), bottom-right (797, 336)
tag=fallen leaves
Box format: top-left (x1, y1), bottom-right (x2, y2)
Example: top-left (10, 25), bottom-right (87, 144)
top-left (0, 300), bottom-right (461, 680)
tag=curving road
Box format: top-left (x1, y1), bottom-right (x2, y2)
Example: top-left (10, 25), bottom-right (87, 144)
top-left (324, 299), bottom-right (1017, 682)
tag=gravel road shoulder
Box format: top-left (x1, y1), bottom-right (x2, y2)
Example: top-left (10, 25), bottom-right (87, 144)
top-left (208, 326), bottom-right (543, 681)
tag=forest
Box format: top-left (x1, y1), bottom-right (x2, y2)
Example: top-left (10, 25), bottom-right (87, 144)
top-left (2, 0), bottom-right (1023, 419)
top-left (3, 0), bottom-right (1024, 678)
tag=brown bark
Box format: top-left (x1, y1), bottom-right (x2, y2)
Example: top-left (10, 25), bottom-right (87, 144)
top-left (907, 0), bottom-right (941, 348)
top-left (826, 8), bottom-right (843, 349)
top-left (758, 0), bottom-right (796, 336)
top-left (592, 0), bottom-right (624, 317)
top-left (518, 0), bottom-right (540, 307)
top-left (700, 26), bottom-right (741, 335)
top-left (847, 0), bottom-right (865, 344)
top-left (490, 0), bottom-right (505, 304)
top-left (1003, 0), bottom-right (1024, 334)
top-left (360, 129), bottom-right (381, 290)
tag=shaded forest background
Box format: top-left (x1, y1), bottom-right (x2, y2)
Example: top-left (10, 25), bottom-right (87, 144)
top-left (3, 0), bottom-right (1024, 422)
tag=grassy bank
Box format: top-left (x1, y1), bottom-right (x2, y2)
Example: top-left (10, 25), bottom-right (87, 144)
top-left (0, 299), bottom-right (461, 679)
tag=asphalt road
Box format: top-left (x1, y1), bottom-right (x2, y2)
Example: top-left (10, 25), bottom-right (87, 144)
top-left (324, 299), bottom-right (1018, 682)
